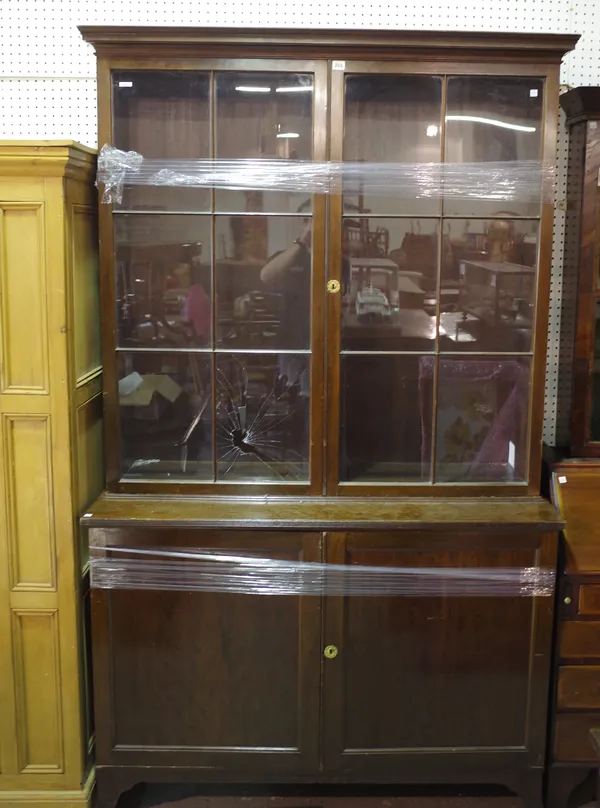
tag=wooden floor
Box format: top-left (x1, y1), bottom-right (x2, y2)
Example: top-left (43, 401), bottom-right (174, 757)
top-left (140, 800), bottom-right (522, 808)
top-left (118, 787), bottom-right (526, 808)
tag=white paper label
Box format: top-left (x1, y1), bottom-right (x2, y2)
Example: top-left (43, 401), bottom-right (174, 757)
top-left (508, 441), bottom-right (515, 468)
top-left (558, 475), bottom-right (567, 484)
top-left (332, 60), bottom-right (346, 71)
top-left (83, 512), bottom-right (93, 518)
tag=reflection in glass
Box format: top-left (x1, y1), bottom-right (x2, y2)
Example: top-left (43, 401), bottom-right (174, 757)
top-left (341, 218), bottom-right (438, 351)
top-left (590, 301), bottom-right (600, 441)
top-left (439, 219), bottom-right (538, 352)
top-left (215, 72), bottom-right (313, 213)
top-left (445, 77), bottom-right (543, 216)
top-left (215, 216), bottom-right (311, 349)
top-left (340, 356), bottom-right (431, 482)
top-left (424, 356), bottom-right (531, 483)
top-left (216, 353), bottom-right (310, 482)
top-left (113, 71), bottom-right (211, 211)
top-left (344, 75), bottom-right (443, 216)
top-left (118, 351), bottom-right (212, 479)
top-left (115, 215), bottom-right (212, 349)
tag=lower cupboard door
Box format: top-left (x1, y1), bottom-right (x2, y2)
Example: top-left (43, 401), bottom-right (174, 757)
top-left (321, 530), bottom-right (556, 781)
top-left (91, 529), bottom-right (322, 777)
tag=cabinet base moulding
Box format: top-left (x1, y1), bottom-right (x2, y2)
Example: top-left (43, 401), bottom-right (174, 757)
top-left (0, 767), bottom-right (94, 808)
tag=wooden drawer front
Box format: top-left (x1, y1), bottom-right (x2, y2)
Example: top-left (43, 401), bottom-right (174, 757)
top-left (579, 585), bottom-right (600, 615)
top-left (554, 713), bottom-right (600, 761)
top-left (561, 622), bottom-right (600, 658)
top-left (558, 666), bottom-right (600, 709)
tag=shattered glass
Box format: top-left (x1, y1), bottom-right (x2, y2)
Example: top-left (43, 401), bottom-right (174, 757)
top-left (215, 353), bottom-right (310, 482)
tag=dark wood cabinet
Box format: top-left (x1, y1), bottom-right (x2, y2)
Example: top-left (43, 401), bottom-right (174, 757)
top-left (546, 463), bottom-right (600, 808)
top-left (80, 25), bottom-right (578, 498)
top-left (322, 531), bottom-right (555, 781)
top-left (78, 25), bottom-right (577, 808)
top-left (560, 88), bottom-right (600, 456)
top-left (85, 500), bottom-right (561, 806)
top-left (92, 529), bottom-right (322, 775)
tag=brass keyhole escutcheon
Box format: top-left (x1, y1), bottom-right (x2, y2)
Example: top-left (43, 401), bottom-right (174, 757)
top-left (327, 279), bottom-right (341, 294)
top-left (324, 645), bottom-right (338, 659)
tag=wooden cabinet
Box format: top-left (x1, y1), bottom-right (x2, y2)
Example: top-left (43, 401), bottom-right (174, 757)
top-left (546, 464), bottom-right (600, 808)
top-left (79, 26), bottom-right (578, 498)
top-left (78, 25), bottom-right (577, 808)
top-left (84, 500), bottom-right (560, 807)
top-left (0, 143), bottom-right (102, 808)
top-left (92, 530), bottom-right (321, 775)
top-left (561, 88), bottom-right (600, 455)
top-left (321, 531), bottom-right (554, 780)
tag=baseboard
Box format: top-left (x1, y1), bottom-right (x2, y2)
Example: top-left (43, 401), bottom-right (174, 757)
top-left (0, 766), bottom-right (95, 807)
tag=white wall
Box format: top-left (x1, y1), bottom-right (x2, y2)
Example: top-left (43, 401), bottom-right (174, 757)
top-left (1, 0), bottom-right (600, 146)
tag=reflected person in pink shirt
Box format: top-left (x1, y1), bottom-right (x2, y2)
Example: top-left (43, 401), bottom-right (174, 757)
top-left (183, 282), bottom-right (211, 345)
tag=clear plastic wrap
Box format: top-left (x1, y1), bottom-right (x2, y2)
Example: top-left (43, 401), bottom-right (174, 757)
top-left (90, 546), bottom-right (554, 597)
top-left (97, 145), bottom-right (555, 206)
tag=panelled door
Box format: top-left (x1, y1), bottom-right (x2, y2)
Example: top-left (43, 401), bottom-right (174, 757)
top-left (321, 530), bottom-right (555, 781)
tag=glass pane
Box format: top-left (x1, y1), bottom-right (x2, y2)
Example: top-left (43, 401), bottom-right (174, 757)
top-left (115, 215), bottom-right (212, 349)
top-left (118, 351), bottom-right (212, 480)
top-left (340, 355), bottom-right (431, 482)
top-left (344, 75), bottom-right (443, 216)
top-left (445, 77), bottom-right (544, 217)
top-left (215, 72), bottom-right (313, 213)
top-left (341, 218), bottom-right (438, 352)
top-left (590, 300), bottom-right (600, 441)
top-left (113, 71), bottom-right (211, 211)
top-left (216, 353), bottom-right (310, 482)
top-left (433, 357), bottom-right (531, 483)
top-left (215, 216), bottom-right (311, 350)
top-left (439, 219), bottom-right (538, 352)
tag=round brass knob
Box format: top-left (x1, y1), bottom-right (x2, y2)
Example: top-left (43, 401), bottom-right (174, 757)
top-left (327, 279), bottom-right (341, 294)
top-left (324, 645), bottom-right (338, 659)
top-left (564, 596), bottom-right (572, 604)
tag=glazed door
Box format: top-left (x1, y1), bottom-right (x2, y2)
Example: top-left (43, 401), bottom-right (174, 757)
top-left (326, 63), bottom-right (546, 496)
top-left (105, 60), bottom-right (327, 495)
top-left (321, 530), bottom-right (556, 781)
top-left (91, 529), bottom-right (322, 778)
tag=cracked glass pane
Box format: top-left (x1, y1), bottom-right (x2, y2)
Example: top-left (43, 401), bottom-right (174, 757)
top-left (216, 353), bottom-right (310, 482)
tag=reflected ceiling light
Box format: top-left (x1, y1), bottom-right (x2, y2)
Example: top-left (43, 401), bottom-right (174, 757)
top-left (276, 132), bottom-right (300, 138)
top-left (426, 125), bottom-right (439, 137)
top-left (445, 114), bottom-right (536, 133)
top-left (235, 85), bottom-right (271, 93)
top-left (275, 86), bottom-right (314, 93)
top-left (118, 81), bottom-right (133, 88)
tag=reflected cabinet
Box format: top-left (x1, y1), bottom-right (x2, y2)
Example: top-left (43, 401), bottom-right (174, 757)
top-left (86, 27), bottom-right (574, 496)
